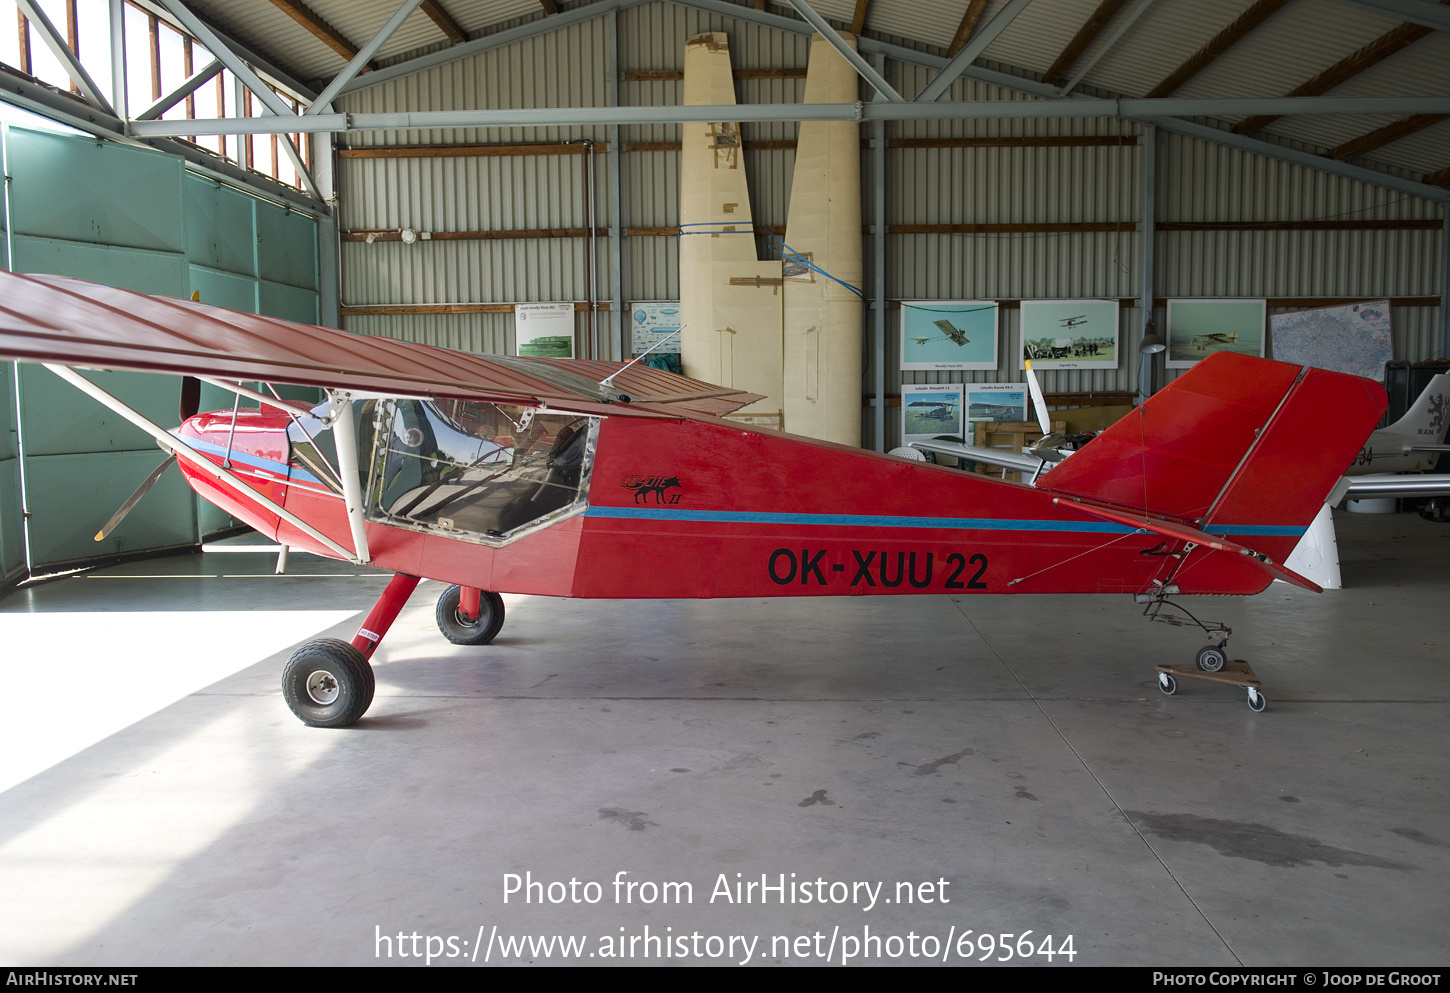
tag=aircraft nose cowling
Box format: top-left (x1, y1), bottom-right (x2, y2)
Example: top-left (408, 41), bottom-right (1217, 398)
top-left (175, 408), bottom-right (293, 470)
top-left (172, 408), bottom-right (297, 539)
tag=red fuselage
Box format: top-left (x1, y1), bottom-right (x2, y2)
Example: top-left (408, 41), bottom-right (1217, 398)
top-left (175, 402), bottom-right (1280, 600)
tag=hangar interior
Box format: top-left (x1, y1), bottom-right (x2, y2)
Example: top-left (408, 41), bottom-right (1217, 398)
top-left (0, 0), bottom-right (1447, 967)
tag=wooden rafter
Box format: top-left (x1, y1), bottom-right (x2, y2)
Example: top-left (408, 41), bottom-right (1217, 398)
top-left (1330, 113), bottom-right (1450, 161)
top-left (1144, 0), bottom-right (1293, 99)
top-left (1044, 0), bottom-right (1127, 87)
top-left (65, 0), bottom-right (77, 93)
top-left (147, 12), bottom-right (161, 101)
top-left (1425, 164), bottom-right (1450, 186)
top-left (947, 0), bottom-right (990, 57)
top-left (1236, 0), bottom-right (1450, 136)
top-left (851, 0), bottom-right (871, 34)
top-left (421, 0), bottom-right (466, 43)
top-left (16, 7), bottom-right (29, 75)
top-left (266, 0), bottom-right (376, 68)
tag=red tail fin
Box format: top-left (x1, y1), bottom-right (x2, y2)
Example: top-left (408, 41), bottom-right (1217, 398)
top-left (1041, 353), bottom-right (1385, 565)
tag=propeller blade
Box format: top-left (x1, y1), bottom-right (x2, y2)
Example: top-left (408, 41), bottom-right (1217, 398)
top-left (179, 376), bottom-right (201, 421)
top-left (95, 453), bottom-right (179, 541)
top-left (179, 293), bottom-right (202, 421)
top-left (1024, 359), bottom-right (1052, 436)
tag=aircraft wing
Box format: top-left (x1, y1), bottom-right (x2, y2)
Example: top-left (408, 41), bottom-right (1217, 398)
top-left (530, 358), bottom-right (763, 416)
top-left (909, 437), bottom-right (1048, 475)
top-left (1330, 474), bottom-right (1450, 504)
top-left (0, 272), bottom-right (760, 416)
top-left (1053, 496), bottom-right (1323, 593)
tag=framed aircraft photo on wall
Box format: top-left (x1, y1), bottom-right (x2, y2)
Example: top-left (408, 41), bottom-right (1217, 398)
top-left (966, 383), bottom-right (1030, 425)
top-left (901, 383), bottom-right (965, 445)
top-left (901, 301), bottom-right (998, 371)
top-left (1019, 300), bottom-right (1119, 370)
top-left (1166, 299), bottom-right (1266, 369)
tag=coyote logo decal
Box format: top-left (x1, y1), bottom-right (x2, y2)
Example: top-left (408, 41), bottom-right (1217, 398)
top-left (622, 474), bottom-right (683, 504)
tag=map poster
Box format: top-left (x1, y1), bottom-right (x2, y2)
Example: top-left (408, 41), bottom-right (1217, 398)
top-left (514, 302), bottom-right (575, 359)
top-left (629, 301), bottom-right (683, 355)
top-left (1020, 299), bottom-right (1119, 370)
top-left (1270, 300), bottom-right (1392, 381)
top-left (902, 384), bottom-right (964, 445)
top-left (1166, 299), bottom-right (1266, 369)
top-left (901, 302), bottom-right (998, 371)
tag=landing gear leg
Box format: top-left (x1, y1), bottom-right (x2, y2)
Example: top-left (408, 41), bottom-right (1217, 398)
top-left (281, 573), bottom-right (420, 727)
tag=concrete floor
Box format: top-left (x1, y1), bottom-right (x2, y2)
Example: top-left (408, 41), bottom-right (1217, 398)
top-left (0, 510), bottom-right (1445, 967)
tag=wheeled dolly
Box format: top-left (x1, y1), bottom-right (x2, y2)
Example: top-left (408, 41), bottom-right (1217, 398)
top-left (1156, 655), bottom-right (1267, 712)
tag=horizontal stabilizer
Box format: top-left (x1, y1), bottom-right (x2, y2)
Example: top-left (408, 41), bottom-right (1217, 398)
top-left (1054, 497), bottom-right (1322, 593)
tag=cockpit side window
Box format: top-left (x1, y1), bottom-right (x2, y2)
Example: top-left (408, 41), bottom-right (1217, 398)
top-left (364, 399), bottom-right (595, 544)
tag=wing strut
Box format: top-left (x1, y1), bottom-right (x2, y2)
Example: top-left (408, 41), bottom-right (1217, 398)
top-left (44, 364), bottom-right (360, 564)
top-left (326, 391), bottom-right (372, 566)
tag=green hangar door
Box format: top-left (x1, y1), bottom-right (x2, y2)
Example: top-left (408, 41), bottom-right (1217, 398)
top-left (1, 124), bottom-right (320, 577)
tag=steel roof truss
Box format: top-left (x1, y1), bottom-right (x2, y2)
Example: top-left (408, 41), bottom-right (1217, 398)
top-left (777, 0), bottom-right (903, 102)
top-left (154, 0), bottom-right (298, 119)
top-left (15, 0), bottom-right (116, 116)
top-left (136, 58), bottom-right (223, 121)
top-left (914, 0), bottom-right (1035, 103)
top-left (309, 0), bottom-right (429, 113)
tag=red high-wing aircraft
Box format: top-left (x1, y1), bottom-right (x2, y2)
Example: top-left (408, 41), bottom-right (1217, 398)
top-left (0, 273), bottom-right (1387, 726)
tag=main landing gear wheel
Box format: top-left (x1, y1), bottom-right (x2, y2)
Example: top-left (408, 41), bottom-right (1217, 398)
top-left (1195, 644), bottom-right (1228, 673)
top-left (1158, 672), bottom-right (1177, 695)
top-left (436, 585), bottom-right (506, 645)
top-left (1246, 687), bottom-right (1267, 712)
top-left (282, 639), bottom-right (375, 728)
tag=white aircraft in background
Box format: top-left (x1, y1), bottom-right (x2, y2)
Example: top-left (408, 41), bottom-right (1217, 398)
top-left (1328, 372), bottom-right (1450, 506)
top-left (1347, 372), bottom-right (1450, 475)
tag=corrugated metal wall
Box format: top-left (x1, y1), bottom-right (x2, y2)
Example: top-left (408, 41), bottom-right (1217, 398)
top-left (1158, 132), bottom-right (1444, 366)
top-left (333, 3), bottom-right (1446, 452)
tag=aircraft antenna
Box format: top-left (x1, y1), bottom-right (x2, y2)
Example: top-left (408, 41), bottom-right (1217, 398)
top-left (599, 326), bottom-right (685, 391)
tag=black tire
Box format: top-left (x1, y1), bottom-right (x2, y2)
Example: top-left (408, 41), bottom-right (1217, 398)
top-left (1196, 644), bottom-right (1227, 673)
top-left (437, 585), bottom-right (506, 645)
top-left (282, 639), bottom-right (375, 728)
top-left (1158, 672), bottom-right (1176, 695)
top-left (1247, 689), bottom-right (1267, 712)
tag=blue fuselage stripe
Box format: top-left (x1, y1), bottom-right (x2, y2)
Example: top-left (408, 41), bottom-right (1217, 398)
top-left (181, 436), bottom-right (323, 485)
top-left (585, 506), bottom-right (1306, 537)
